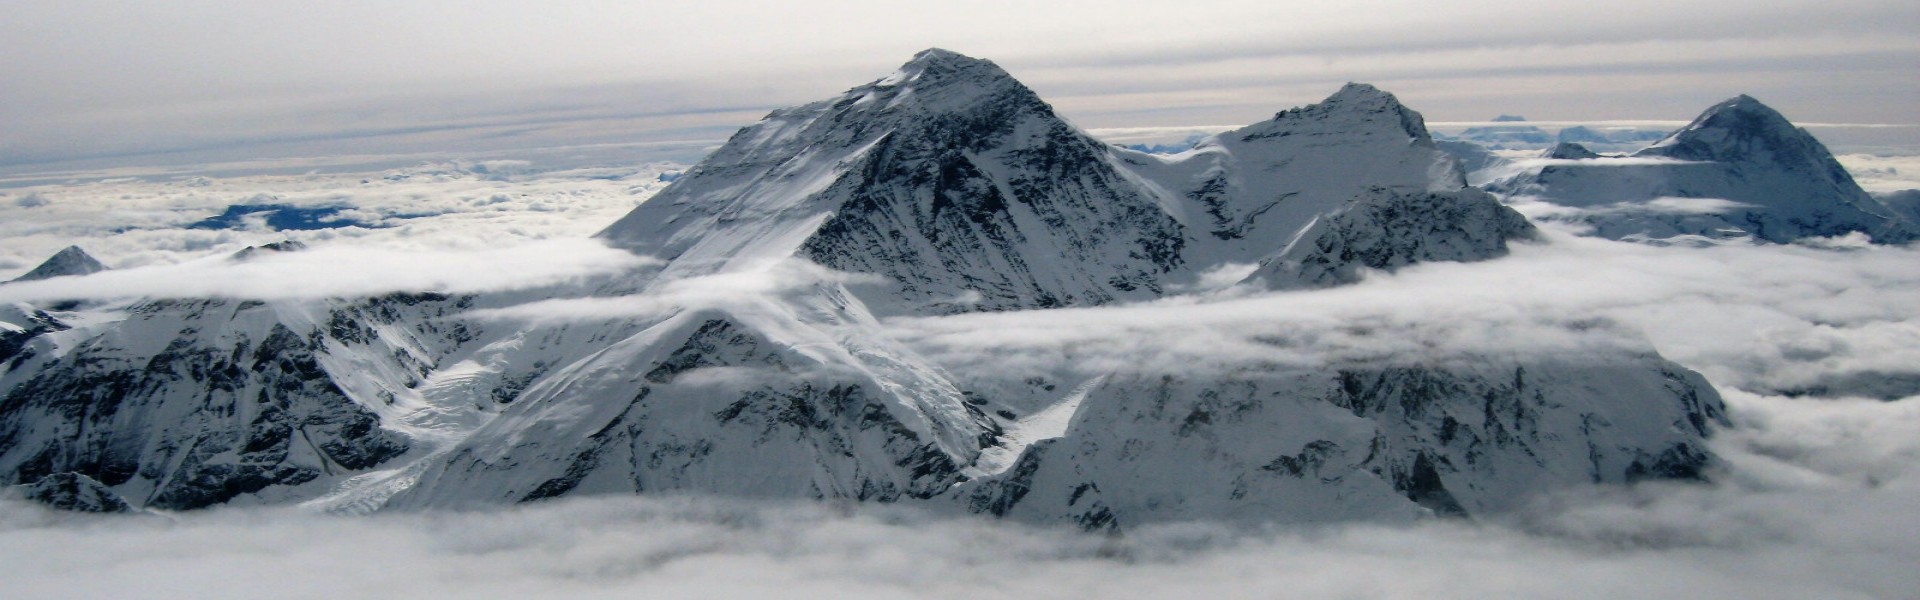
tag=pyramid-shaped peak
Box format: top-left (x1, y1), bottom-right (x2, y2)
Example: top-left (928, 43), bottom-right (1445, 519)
top-left (1247, 82), bottom-right (1431, 143)
top-left (1286, 83), bottom-right (1420, 120)
top-left (876, 48), bottom-right (1013, 87)
top-left (1640, 94), bottom-right (1820, 164)
top-left (1322, 82), bottom-right (1404, 106)
top-left (905, 47), bottom-right (988, 68)
top-left (1693, 94), bottom-right (1792, 128)
top-left (11, 245), bottom-right (107, 282)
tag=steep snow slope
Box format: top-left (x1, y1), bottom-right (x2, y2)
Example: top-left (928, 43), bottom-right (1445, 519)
top-left (598, 49), bottom-right (1184, 314)
top-left (1491, 96), bottom-right (1915, 243)
top-left (387, 279), bottom-right (993, 509)
top-left (600, 55), bottom-right (1527, 314)
top-left (1111, 83), bottom-right (1474, 269)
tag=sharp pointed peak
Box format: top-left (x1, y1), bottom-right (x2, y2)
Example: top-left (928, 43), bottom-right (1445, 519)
top-left (1325, 82), bottom-right (1399, 103)
top-left (11, 245), bottom-right (107, 282)
top-left (1640, 93), bottom-right (1815, 162)
top-left (809, 48), bottom-right (1046, 118)
top-left (907, 47), bottom-right (980, 65)
top-left (48, 245), bottom-right (96, 260)
top-left (879, 47), bottom-right (1007, 84)
top-left (1700, 94), bottom-right (1784, 119)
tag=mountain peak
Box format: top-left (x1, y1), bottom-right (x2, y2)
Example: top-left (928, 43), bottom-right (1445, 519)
top-left (1639, 94), bottom-right (1808, 163)
top-left (1320, 82), bottom-right (1401, 108)
top-left (873, 48), bottom-right (1014, 91)
top-left (1250, 82), bottom-right (1432, 144)
top-left (230, 240), bottom-right (309, 262)
top-left (904, 47), bottom-right (980, 68)
top-left (1696, 94), bottom-right (1791, 128)
top-left (11, 245), bottom-right (107, 282)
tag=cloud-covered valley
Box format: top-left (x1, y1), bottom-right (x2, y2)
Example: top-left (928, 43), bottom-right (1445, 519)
top-left (2, 135), bottom-right (1919, 598)
top-left (0, 159), bottom-right (680, 286)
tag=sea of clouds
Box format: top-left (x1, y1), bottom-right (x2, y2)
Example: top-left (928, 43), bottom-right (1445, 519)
top-left (2, 146), bottom-right (1919, 598)
top-left (1, 385), bottom-right (1913, 599)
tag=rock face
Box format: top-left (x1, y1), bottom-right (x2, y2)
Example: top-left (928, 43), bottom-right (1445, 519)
top-left (9, 246), bottom-right (107, 282)
top-left (15, 472), bottom-right (133, 513)
top-left (599, 61), bottom-right (1529, 314)
top-left (1492, 95), bottom-right (1916, 243)
top-left (960, 355), bottom-right (1723, 528)
top-left (598, 49), bottom-right (1184, 314)
top-left (1118, 83), bottom-right (1477, 265)
top-left (386, 290), bottom-right (994, 510)
top-left (0, 50), bottom-right (1722, 526)
top-left (1245, 187), bottom-right (1537, 290)
top-left (0, 294), bottom-right (468, 509)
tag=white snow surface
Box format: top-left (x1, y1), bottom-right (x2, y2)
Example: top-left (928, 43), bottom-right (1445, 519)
top-left (1489, 95), bottom-right (1917, 243)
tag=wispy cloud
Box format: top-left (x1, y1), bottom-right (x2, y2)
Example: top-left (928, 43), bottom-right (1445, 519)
top-left (885, 229), bottom-right (1920, 398)
top-left (0, 239), bottom-right (652, 302)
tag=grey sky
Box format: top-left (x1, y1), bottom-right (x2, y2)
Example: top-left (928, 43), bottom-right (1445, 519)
top-left (4, 0), bottom-right (1917, 169)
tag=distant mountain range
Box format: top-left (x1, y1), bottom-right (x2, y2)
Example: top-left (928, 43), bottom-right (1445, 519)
top-left (12, 48), bottom-right (1905, 528)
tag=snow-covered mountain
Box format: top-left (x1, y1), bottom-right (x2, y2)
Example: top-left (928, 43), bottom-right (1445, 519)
top-left (598, 49), bottom-right (1185, 315)
top-left (1244, 187), bottom-right (1536, 290)
top-left (10, 246), bottom-right (108, 283)
top-left (381, 284), bottom-right (995, 510)
top-left (1490, 95), bottom-right (1916, 243)
top-left (598, 54), bottom-right (1531, 314)
top-left (0, 293), bottom-right (454, 509)
top-left (1112, 82), bottom-right (1502, 271)
top-left (0, 50), bottom-right (1722, 527)
top-left (960, 354), bottom-right (1722, 528)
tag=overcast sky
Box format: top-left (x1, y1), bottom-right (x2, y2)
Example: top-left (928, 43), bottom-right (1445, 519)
top-left (4, 1), bottom-right (1918, 169)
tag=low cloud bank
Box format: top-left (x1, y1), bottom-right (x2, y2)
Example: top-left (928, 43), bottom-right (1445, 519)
top-left (0, 161), bottom-right (678, 277)
top-left (885, 229), bottom-right (1920, 397)
top-left (2, 385), bottom-right (1913, 599)
top-left (0, 239), bottom-right (652, 302)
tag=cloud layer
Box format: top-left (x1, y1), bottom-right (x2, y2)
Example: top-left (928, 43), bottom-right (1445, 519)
top-left (0, 160), bottom-right (679, 279)
top-left (0, 239), bottom-right (651, 303)
top-left (882, 227), bottom-right (1920, 398)
top-left (4, 1), bottom-right (1916, 169)
top-left (2, 385), bottom-right (1913, 600)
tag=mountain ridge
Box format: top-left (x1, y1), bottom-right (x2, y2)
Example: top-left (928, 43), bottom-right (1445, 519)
top-left (1490, 94), bottom-right (1916, 243)
top-left (0, 50), bottom-right (1723, 528)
